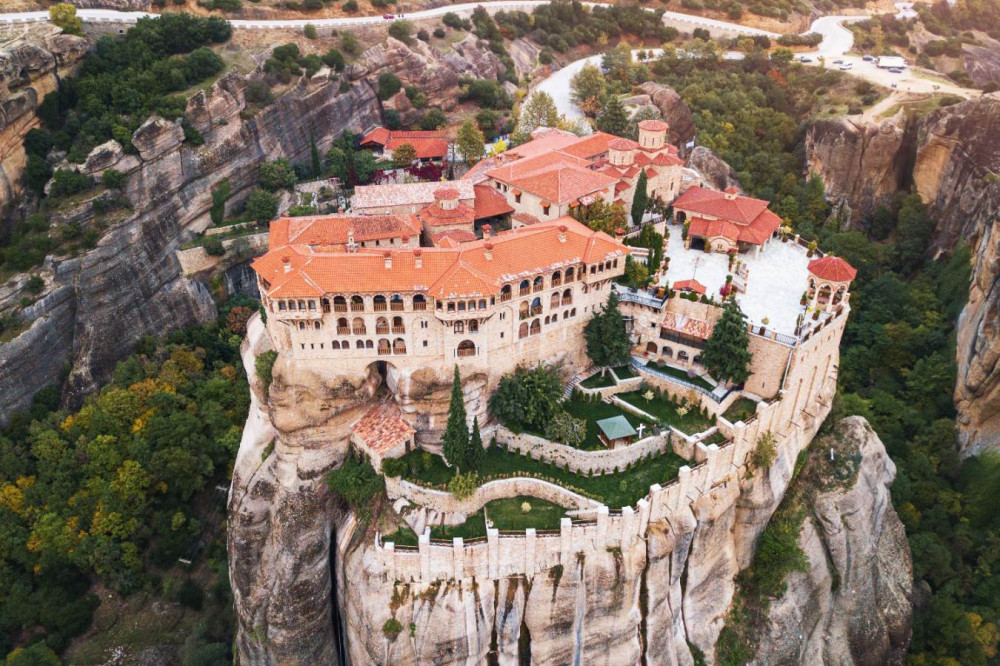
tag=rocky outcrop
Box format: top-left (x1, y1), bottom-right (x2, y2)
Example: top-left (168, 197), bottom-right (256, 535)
top-left (0, 72), bottom-right (381, 421)
top-left (689, 146), bottom-right (742, 192)
top-left (0, 29), bottom-right (89, 219)
top-left (962, 45), bottom-right (1000, 88)
top-left (637, 81), bottom-right (696, 150)
top-left (757, 417), bottom-right (912, 665)
top-left (804, 110), bottom-right (913, 226)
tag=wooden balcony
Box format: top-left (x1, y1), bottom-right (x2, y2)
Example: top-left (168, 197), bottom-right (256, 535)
top-left (391, 325), bottom-right (405, 334)
top-left (373, 303), bottom-right (388, 312)
top-left (390, 302), bottom-right (404, 311)
top-left (337, 326), bottom-right (350, 335)
top-left (413, 302), bottom-right (427, 311)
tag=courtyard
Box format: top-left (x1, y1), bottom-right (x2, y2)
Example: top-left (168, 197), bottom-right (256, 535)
top-left (660, 228), bottom-right (815, 336)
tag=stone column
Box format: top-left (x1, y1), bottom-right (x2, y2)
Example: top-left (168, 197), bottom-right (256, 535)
top-left (525, 528), bottom-right (537, 576)
top-left (637, 497), bottom-right (651, 536)
top-left (487, 528), bottom-right (499, 580)
top-left (419, 530), bottom-right (430, 582)
top-left (620, 506), bottom-right (636, 548)
top-left (453, 537), bottom-right (465, 580)
top-left (384, 541), bottom-right (396, 583)
top-left (560, 517), bottom-right (572, 565)
top-left (676, 465), bottom-right (692, 505)
top-left (648, 483), bottom-right (664, 520)
top-left (702, 444), bottom-right (720, 492)
top-left (596, 505), bottom-right (610, 549)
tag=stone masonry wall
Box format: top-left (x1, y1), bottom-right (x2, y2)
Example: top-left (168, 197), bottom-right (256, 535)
top-left (492, 426), bottom-right (675, 475)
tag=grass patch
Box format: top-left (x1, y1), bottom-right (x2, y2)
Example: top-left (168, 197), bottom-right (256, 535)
top-left (722, 397), bottom-right (759, 424)
top-left (617, 391), bottom-right (715, 436)
top-left (399, 445), bottom-right (686, 509)
top-left (383, 524), bottom-right (419, 547)
top-left (563, 398), bottom-right (652, 451)
top-left (643, 361), bottom-right (716, 392)
top-left (701, 431), bottom-right (729, 446)
top-left (486, 496), bottom-right (567, 532)
top-left (580, 372), bottom-right (616, 389)
top-left (612, 364), bottom-right (637, 379)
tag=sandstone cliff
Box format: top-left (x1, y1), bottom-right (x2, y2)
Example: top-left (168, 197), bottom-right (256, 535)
top-left (757, 417), bottom-right (912, 665)
top-left (805, 94), bottom-right (1000, 455)
top-left (0, 27), bottom-right (89, 219)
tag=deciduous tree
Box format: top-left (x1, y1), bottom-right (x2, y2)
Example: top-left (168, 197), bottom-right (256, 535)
top-left (456, 118), bottom-right (486, 164)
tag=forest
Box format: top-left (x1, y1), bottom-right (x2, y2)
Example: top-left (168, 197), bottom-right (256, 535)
top-left (0, 300), bottom-right (253, 664)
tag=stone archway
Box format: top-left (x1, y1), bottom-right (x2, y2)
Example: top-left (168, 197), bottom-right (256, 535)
top-left (367, 360), bottom-right (400, 399)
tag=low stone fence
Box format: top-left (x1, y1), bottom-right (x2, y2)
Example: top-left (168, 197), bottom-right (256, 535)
top-left (176, 232), bottom-right (268, 275)
top-left (385, 475), bottom-right (600, 517)
top-left (576, 374), bottom-right (643, 400)
top-left (493, 426), bottom-right (676, 476)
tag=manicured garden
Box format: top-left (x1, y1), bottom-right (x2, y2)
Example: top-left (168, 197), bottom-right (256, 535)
top-left (616, 389), bottom-right (716, 436)
top-left (612, 364), bottom-right (637, 379)
top-left (580, 372), bottom-right (616, 389)
top-left (486, 496), bottom-right (567, 532)
top-left (723, 397), bottom-right (760, 424)
top-left (395, 444), bottom-right (687, 509)
top-left (643, 360), bottom-right (716, 392)
top-left (563, 395), bottom-right (653, 450)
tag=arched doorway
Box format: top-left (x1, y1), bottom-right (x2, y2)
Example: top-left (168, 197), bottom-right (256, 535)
top-left (366, 360), bottom-right (400, 398)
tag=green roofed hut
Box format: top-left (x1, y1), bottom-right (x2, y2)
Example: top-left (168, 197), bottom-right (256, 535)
top-left (596, 415), bottom-right (638, 449)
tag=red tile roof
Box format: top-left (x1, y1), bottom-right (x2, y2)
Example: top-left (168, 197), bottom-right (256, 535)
top-left (253, 217), bottom-right (627, 300)
top-left (418, 200), bottom-right (476, 228)
top-left (353, 180), bottom-right (475, 211)
top-left (352, 402), bottom-right (416, 455)
top-left (678, 187), bottom-right (781, 246)
top-left (360, 128), bottom-right (449, 160)
top-left (672, 279), bottom-right (707, 295)
top-left (269, 214), bottom-right (420, 249)
top-left (473, 184), bottom-right (514, 220)
top-left (661, 311), bottom-right (714, 339)
top-left (638, 119), bottom-right (669, 132)
top-left (386, 136), bottom-right (449, 160)
top-left (432, 229), bottom-right (478, 245)
top-left (808, 256), bottom-right (857, 282)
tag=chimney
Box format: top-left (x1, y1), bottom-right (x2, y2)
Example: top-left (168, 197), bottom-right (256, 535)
top-left (414, 249), bottom-right (422, 268)
top-left (484, 242), bottom-right (493, 260)
top-left (282, 256), bottom-right (292, 273)
top-left (724, 186), bottom-right (739, 201)
top-left (482, 224), bottom-right (493, 238)
top-left (384, 251), bottom-right (392, 269)
top-left (558, 225), bottom-right (567, 243)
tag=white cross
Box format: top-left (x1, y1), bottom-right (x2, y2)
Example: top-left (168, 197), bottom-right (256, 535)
top-left (636, 424), bottom-right (646, 440)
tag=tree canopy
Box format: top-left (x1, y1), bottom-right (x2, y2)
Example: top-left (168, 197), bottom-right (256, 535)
top-left (701, 298), bottom-right (752, 385)
top-left (488, 364), bottom-right (563, 433)
top-left (584, 291), bottom-right (632, 372)
top-left (442, 366), bottom-right (470, 472)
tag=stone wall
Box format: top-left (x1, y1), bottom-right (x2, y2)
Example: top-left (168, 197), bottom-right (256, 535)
top-left (176, 232), bottom-right (269, 276)
top-left (385, 475), bottom-right (600, 517)
top-left (492, 425), bottom-right (675, 475)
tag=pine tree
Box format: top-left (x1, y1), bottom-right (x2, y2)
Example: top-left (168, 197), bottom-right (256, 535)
top-left (596, 95), bottom-right (629, 137)
top-left (631, 170), bottom-right (648, 227)
top-left (466, 416), bottom-right (484, 472)
top-left (584, 291), bottom-right (632, 375)
top-left (310, 132), bottom-right (322, 177)
top-left (442, 365), bottom-right (470, 471)
top-left (702, 299), bottom-right (753, 385)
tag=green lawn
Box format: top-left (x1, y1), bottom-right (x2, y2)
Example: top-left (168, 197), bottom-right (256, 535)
top-left (644, 361), bottom-right (716, 392)
top-left (612, 364), bottom-right (637, 379)
top-left (486, 496), bottom-right (567, 532)
top-left (701, 431), bottom-right (729, 446)
top-left (563, 398), bottom-right (652, 451)
top-left (580, 372), bottom-right (616, 389)
top-left (723, 397), bottom-right (759, 424)
top-left (617, 391), bottom-right (716, 436)
top-left (400, 445), bottom-right (686, 509)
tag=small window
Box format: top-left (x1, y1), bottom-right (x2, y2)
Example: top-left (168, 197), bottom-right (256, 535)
top-left (278, 301), bottom-right (287, 311)
top-left (423, 340), bottom-right (428, 347)
top-left (515, 193), bottom-right (521, 203)
top-left (308, 300), bottom-right (316, 310)
top-left (542, 204), bottom-right (550, 216)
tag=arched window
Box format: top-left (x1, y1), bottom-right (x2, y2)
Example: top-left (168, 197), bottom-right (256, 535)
top-left (458, 301), bottom-right (466, 312)
top-left (392, 316), bottom-right (404, 333)
top-left (501, 285), bottom-right (512, 302)
top-left (550, 292), bottom-right (561, 310)
top-left (563, 310), bottom-right (569, 319)
top-left (544, 316), bottom-right (550, 325)
top-left (662, 346), bottom-right (673, 358)
top-left (378, 338), bottom-right (391, 355)
top-left (519, 302), bottom-right (530, 320)
top-left (365, 340), bottom-right (373, 349)
top-left (288, 300), bottom-right (297, 311)
top-left (298, 300), bottom-right (306, 310)
top-left (376, 317), bottom-right (389, 334)
top-left (529, 319), bottom-right (541, 336)
top-left (390, 294), bottom-right (404, 311)
top-left (677, 350), bottom-right (690, 362)
top-left (352, 317), bottom-right (366, 335)
top-left (313, 321), bottom-right (321, 330)
top-left (298, 321), bottom-right (306, 330)
top-left (351, 295), bottom-right (365, 311)
top-left (478, 299), bottom-right (486, 310)
top-left (468, 300), bottom-right (477, 311)
top-left (570, 308), bottom-right (576, 317)
top-left (533, 276), bottom-right (544, 292)
top-left (530, 297), bottom-right (542, 316)
top-left (565, 266), bottom-right (575, 282)
top-left (646, 341), bottom-right (657, 354)
top-left (337, 317), bottom-right (349, 334)
top-left (562, 288), bottom-right (573, 306)
top-left (552, 270), bottom-right (562, 286)
top-left (321, 298), bottom-right (331, 313)
top-left (457, 340), bottom-right (476, 357)
top-left (455, 321), bottom-right (465, 334)
top-left (333, 296), bottom-right (347, 312)
top-left (519, 279), bottom-right (530, 297)
top-left (413, 294), bottom-right (427, 310)
top-left (518, 323), bottom-right (528, 339)
top-left (356, 340), bottom-right (365, 349)
top-left (393, 338), bottom-right (407, 355)
top-left (469, 319), bottom-right (479, 333)
top-left (373, 294), bottom-right (387, 311)
top-left (331, 340), bottom-right (340, 350)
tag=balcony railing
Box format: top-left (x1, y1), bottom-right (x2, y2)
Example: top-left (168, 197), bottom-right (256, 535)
top-left (390, 302), bottom-right (404, 311)
top-left (373, 303), bottom-right (388, 311)
top-left (378, 348), bottom-right (391, 356)
top-left (376, 325), bottom-right (390, 334)
top-left (393, 345), bottom-right (407, 354)
top-left (552, 277), bottom-right (562, 287)
top-left (337, 326), bottom-right (350, 335)
top-left (533, 284), bottom-right (544, 293)
top-left (391, 325), bottom-right (405, 334)
top-left (333, 304), bottom-right (348, 312)
top-left (500, 292), bottom-right (512, 302)
top-left (457, 348), bottom-right (476, 357)
top-left (519, 288), bottom-right (530, 297)
top-left (413, 301), bottom-right (427, 311)
top-left (350, 303), bottom-right (364, 312)
top-left (353, 327), bottom-right (367, 335)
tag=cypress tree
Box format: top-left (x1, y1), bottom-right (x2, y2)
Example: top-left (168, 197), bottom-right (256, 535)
top-left (702, 299), bottom-right (753, 385)
top-left (310, 132), bottom-right (322, 177)
top-left (584, 291), bottom-right (632, 375)
top-left (596, 95), bottom-right (629, 137)
top-left (442, 365), bottom-right (469, 471)
top-left (466, 416), bottom-right (484, 472)
top-left (631, 170), bottom-right (648, 227)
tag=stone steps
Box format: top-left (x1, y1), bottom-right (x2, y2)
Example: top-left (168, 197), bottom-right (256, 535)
top-left (562, 373), bottom-right (582, 400)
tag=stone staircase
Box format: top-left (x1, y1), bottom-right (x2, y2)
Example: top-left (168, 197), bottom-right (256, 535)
top-left (563, 373), bottom-right (582, 400)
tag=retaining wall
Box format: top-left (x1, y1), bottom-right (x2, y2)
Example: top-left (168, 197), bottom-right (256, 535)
top-left (385, 475), bottom-right (601, 517)
top-left (492, 426), bottom-right (675, 475)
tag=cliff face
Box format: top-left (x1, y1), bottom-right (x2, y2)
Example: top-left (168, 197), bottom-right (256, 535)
top-left (805, 94), bottom-right (1000, 455)
top-left (0, 72), bottom-right (382, 421)
top-left (757, 417), bottom-right (913, 665)
top-left (0, 28), bottom-right (89, 220)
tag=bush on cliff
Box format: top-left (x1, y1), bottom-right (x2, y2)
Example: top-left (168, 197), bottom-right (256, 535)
top-left (488, 364), bottom-right (563, 434)
top-left (255, 350), bottom-right (278, 392)
top-left (326, 449), bottom-right (384, 518)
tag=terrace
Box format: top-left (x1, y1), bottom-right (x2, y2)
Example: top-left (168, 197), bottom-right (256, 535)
top-left (661, 230), bottom-right (816, 336)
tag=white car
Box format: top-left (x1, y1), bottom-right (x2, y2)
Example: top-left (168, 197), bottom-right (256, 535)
top-left (839, 62), bottom-right (853, 70)
top-left (832, 59), bottom-right (843, 64)
top-left (799, 55), bottom-right (813, 63)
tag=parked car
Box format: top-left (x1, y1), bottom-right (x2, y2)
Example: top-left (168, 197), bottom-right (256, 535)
top-left (382, 13), bottom-right (394, 19)
top-left (888, 67), bottom-right (904, 73)
top-left (799, 55), bottom-right (813, 63)
top-left (839, 62), bottom-right (853, 70)
top-left (832, 58), bottom-right (843, 64)
top-left (862, 55), bottom-right (875, 62)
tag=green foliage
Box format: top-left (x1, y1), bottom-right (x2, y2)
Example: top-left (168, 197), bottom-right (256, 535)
top-left (420, 109), bottom-right (447, 131)
top-left (460, 78), bottom-right (512, 110)
top-left (324, 131), bottom-right (377, 188)
top-left (545, 411), bottom-right (586, 447)
top-left (341, 31), bottom-right (361, 55)
top-left (571, 199), bottom-right (627, 235)
top-left (701, 299), bottom-right (752, 385)
top-left (382, 617), bottom-right (403, 640)
top-left (442, 366), bottom-right (470, 471)
top-left (380, 457), bottom-right (408, 478)
top-left (244, 188), bottom-right (277, 223)
top-left (0, 319), bottom-right (248, 659)
top-left (49, 3), bottom-right (83, 36)
top-left (326, 449), bottom-right (384, 515)
top-left (39, 14), bottom-right (230, 164)
top-left (376, 72), bottom-right (402, 101)
top-left (392, 143), bottom-right (417, 168)
top-left (488, 364), bottom-right (564, 433)
top-left (303, 24), bottom-right (318, 39)
top-left (456, 118), bottom-right (485, 164)
top-left (620, 255), bottom-right (650, 288)
top-left (203, 235), bottom-right (226, 257)
top-left (595, 95), bottom-right (629, 137)
top-left (447, 471), bottom-right (480, 500)
top-left (630, 170), bottom-right (648, 227)
top-left (24, 276), bottom-right (45, 294)
top-left (751, 431), bottom-right (777, 470)
top-left (259, 158), bottom-right (298, 192)
top-left (388, 20), bottom-right (413, 44)
top-left (584, 291), bottom-right (632, 371)
top-left (101, 169), bottom-right (125, 190)
top-left (210, 178), bottom-right (230, 226)
top-left (48, 169), bottom-right (94, 198)
top-left (254, 350), bottom-right (277, 393)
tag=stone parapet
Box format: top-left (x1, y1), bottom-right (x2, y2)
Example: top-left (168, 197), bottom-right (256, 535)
top-left (493, 426), bottom-right (675, 475)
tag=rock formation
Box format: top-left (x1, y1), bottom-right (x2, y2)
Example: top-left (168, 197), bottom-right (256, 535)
top-left (757, 417), bottom-right (913, 665)
top-left (637, 82), bottom-right (696, 150)
top-left (962, 44), bottom-right (1000, 88)
top-left (805, 94), bottom-right (1000, 454)
top-left (688, 146), bottom-right (742, 192)
top-left (0, 28), bottom-right (89, 219)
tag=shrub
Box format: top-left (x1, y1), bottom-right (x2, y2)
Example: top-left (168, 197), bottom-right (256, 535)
top-left (259, 158), bottom-right (298, 191)
top-left (383, 618), bottom-right (403, 640)
top-left (322, 48), bottom-right (346, 71)
top-left (377, 72), bottom-right (403, 101)
top-left (304, 24), bottom-right (318, 39)
top-left (417, 29), bottom-right (430, 42)
top-left (102, 169), bottom-right (125, 190)
top-left (245, 188), bottom-right (278, 223)
top-left (447, 471), bottom-right (479, 500)
top-left (255, 350), bottom-right (278, 392)
top-left (752, 431), bottom-right (777, 470)
top-left (381, 457), bottom-right (408, 478)
top-left (433, 27), bottom-right (446, 38)
top-left (326, 450), bottom-right (384, 513)
top-left (343, 0), bottom-right (358, 10)
top-left (25, 275), bottom-right (45, 294)
top-left (49, 169), bottom-right (93, 198)
top-left (341, 32), bottom-right (361, 55)
top-left (388, 20), bottom-right (414, 44)
top-left (420, 108), bottom-right (447, 130)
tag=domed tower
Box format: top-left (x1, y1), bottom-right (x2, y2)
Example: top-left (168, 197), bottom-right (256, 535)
top-left (806, 256), bottom-right (857, 313)
top-left (433, 188), bottom-right (460, 211)
top-left (637, 119), bottom-right (669, 151)
top-left (607, 137), bottom-right (637, 167)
